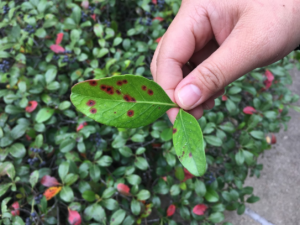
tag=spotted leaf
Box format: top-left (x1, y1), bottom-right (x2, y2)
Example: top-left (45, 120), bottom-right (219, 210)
top-left (70, 75), bottom-right (177, 128)
top-left (43, 186), bottom-right (62, 201)
top-left (173, 109), bottom-right (206, 176)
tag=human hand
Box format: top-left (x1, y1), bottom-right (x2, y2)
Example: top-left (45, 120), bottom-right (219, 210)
top-left (151, 0), bottom-right (300, 123)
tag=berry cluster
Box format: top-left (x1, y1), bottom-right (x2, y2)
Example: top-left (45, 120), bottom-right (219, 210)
top-left (34, 194), bottom-right (43, 204)
top-left (204, 172), bottom-right (216, 185)
top-left (104, 19), bottom-right (111, 27)
top-left (0, 60), bottom-right (10, 73)
top-left (145, 17), bottom-right (152, 26)
top-left (88, 6), bottom-right (96, 13)
top-left (28, 148), bottom-right (46, 167)
top-left (157, 0), bottom-right (165, 9)
top-left (25, 211), bottom-right (39, 225)
top-left (24, 25), bottom-right (35, 34)
top-left (27, 157), bottom-right (39, 166)
top-left (90, 133), bottom-right (102, 147)
top-left (3, 5), bottom-right (10, 14)
top-left (81, 6), bottom-right (96, 22)
top-left (30, 147), bottom-right (42, 153)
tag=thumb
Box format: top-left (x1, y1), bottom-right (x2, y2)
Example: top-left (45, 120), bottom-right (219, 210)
top-left (174, 27), bottom-right (277, 110)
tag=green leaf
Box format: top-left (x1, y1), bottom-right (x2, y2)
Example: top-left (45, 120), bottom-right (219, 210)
top-left (250, 130), bottom-right (265, 140)
top-left (29, 170), bottom-right (39, 188)
top-left (0, 183), bottom-right (12, 197)
top-left (173, 109), bottom-right (206, 176)
top-left (136, 190), bottom-right (150, 200)
top-left (175, 167), bottom-right (184, 181)
top-left (35, 108), bottom-right (54, 123)
top-left (59, 138), bottom-right (76, 153)
top-left (102, 187), bottom-right (116, 199)
top-left (194, 180), bottom-right (206, 196)
top-left (208, 212), bottom-right (225, 223)
top-left (84, 204), bottom-right (106, 222)
top-left (90, 164), bottom-right (101, 182)
top-left (247, 195), bottom-right (260, 203)
top-left (70, 75), bottom-right (176, 128)
top-left (64, 174), bottom-right (79, 186)
top-left (82, 190), bottom-right (96, 202)
top-left (58, 161), bottom-right (69, 182)
top-left (110, 209), bottom-right (126, 225)
top-left (60, 186), bottom-right (74, 202)
top-left (204, 187), bottom-right (219, 202)
top-left (45, 67), bottom-right (57, 84)
top-left (204, 135), bottom-right (223, 146)
top-left (119, 147), bottom-right (133, 157)
top-left (126, 174), bottom-right (141, 185)
top-left (134, 157), bottom-right (149, 170)
top-left (235, 150), bottom-right (245, 166)
top-left (170, 184), bottom-right (180, 196)
top-left (131, 199), bottom-right (141, 216)
top-left (102, 198), bottom-right (119, 211)
top-left (8, 143), bottom-right (25, 158)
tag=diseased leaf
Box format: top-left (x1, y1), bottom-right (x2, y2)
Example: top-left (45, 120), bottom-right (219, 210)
top-left (70, 75), bottom-right (177, 128)
top-left (173, 109), bottom-right (206, 176)
top-left (41, 175), bottom-right (61, 187)
top-left (43, 186), bottom-right (62, 201)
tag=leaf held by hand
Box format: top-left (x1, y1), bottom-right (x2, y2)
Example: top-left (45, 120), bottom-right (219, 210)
top-left (173, 109), bottom-right (206, 176)
top-left (70, 75), bottom-right (177, 128)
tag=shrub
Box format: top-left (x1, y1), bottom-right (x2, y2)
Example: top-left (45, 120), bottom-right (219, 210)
top-left (0, 0), bottom-right (299, 225)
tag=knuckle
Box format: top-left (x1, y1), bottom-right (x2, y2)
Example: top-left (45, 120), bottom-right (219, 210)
top-left (195, 62), bottom-right (225, 92)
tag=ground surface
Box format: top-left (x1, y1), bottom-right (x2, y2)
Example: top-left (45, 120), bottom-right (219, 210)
top-left (223, 68), bottom-right (300, 225)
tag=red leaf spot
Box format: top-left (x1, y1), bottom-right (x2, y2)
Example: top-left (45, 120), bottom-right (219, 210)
top-left (131, 97), bottom-right (136, 102)
top-left (148, 89), bottom-right (153, 95)
top-left (189, 153), bottom-right (192, 157)
top-left (127, 110), bottom-right (134, 117)
top-left (172, 128), bottom-right (177, 134)
top-left (122, 80), bottom-right (128, 84)
top-left (117, 81), bottom-right (123, 86)
top-left (167, 204), bottom-right (176, 217)
top-left (89, 80), bottom-right (97, 86)
top-left (112, 218), bottom-right (115, 221)
top-left (100, 85), bottom-right (107, 90)
top-left (90, 108), bottom-right (97, 114)
top-left (86, 100), bottom-right (96, 106)
top-left (106, 86), bottom-right (114, 95)
top-left (116, 90), bottom-right (121, 95)
top-left (123, 95), bottom-right (131, 102)
top-left (141, 85), bottom-right (147, 91)
top-left (182, 151), bottom-right (185, 156)
top-left (158, 107), bottom-right (161, 109)
top-left (114, 112), bottom-right (116, 114)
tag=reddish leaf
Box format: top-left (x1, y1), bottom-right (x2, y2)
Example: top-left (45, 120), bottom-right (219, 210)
top-left (117, 183), bottom-right (130, 195)
top-left (10, 202), bottom-right (20, 216)
top-left (81, 0), bottom-right (89, 9)
top-left (243, 106), bottom-right (256, 115)
top-left (263, 70), bottom-right (274, 90)
top-left (25, 101), bottom-right (38, 113)
top-left (41, 175), bottom-right (61, 187)
top-left (56, 33), bottom-right (64, 45)
top-left (167, 204), bottom-right (176, 217)
top-left (76, 122), bottom-right (87, 132)
top-left (221, 95), bottom-right (228, 101)
top-left (90, 14), bottom-right (96, 21)
top-left (50, 44), bottom-right (65, 53)
top-left (183, 168), bottom-right (194, 182)
top-left (192, 204), bottom-right (207, 215)
top-left (25, 134), bottom-right (32, 141)
top-left (152, 0), bottom-right (157, 4)
top-left (162, 176), bottom-right (167, 182)
top-left (271, 134), bottom-right (277, 144)
top-left (155, 37), bottom-right (162, 43)
top-left (152, 17), bottom-right (164, 22)
top-left (43, 186), bottom-right (62, 201)
top-left (68, 208), bottom-right (82, 225)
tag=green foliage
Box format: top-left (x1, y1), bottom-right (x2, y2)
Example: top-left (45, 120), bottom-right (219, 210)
top-left (0, 0), bottom-right (299, 224)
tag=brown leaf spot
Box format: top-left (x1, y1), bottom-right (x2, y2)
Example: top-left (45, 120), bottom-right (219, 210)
top-left (127, 110), bottom-right (134, 117)
top-left (148, 89), bottom-right (153, 95)
top-left (89, 80), bottom-right (97, 86)
top-left (189, 153), bottom-right (192, 157)
top-left (86, 100), bottom-right (96, 106)
top-left (117, 81), bottom-right (123, 86)
top-left (131, 97), bottom-right (136, 102)
top-left (122, 80), bottom-right (128, 84)
top-left (173, 128), bottom-right (177, 134)
top-left (116, 90), bottom-right (121, 95)
top-left (90, 108), bottom-right (97, 114)
top-left (106, 86), bottom-right (114, 95)
top-left (141, 85), bottom-right (147, 91)
top-left (123, 95), bottom-right (131, 102)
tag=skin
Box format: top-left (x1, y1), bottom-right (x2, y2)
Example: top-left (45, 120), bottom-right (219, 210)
top-left (151, 0), bottom-right (300, 123)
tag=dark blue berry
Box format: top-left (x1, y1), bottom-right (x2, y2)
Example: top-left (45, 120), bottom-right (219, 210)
top-left (31, 212), bottom-right (36, 217)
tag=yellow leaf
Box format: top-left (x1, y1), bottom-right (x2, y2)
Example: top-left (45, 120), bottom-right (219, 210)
top-left (43, 186), bottom-right (62, 201)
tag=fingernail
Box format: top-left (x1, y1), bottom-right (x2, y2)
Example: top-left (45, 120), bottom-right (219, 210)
top-left (178, 84), bottom-right (201, 108)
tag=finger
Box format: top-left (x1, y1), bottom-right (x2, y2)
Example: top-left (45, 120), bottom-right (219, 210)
top-left (150, 35), bottom-right (165, 82)
top-left (156, 1), bottom-right (213, 100)
top-left (174, 23), bottom-right (275, 110)
top-left (189, 39), bottom-right (219, 66)
top-left (202, 89), bottom-right (224, 110)
top-left (187, 105), bottom-right (204, 120)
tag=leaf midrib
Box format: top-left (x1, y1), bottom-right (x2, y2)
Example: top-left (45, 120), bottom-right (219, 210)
top-left (73, 93), bottom-right (177, 107)
top-left (179, 110), bottom-right (199, 175)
